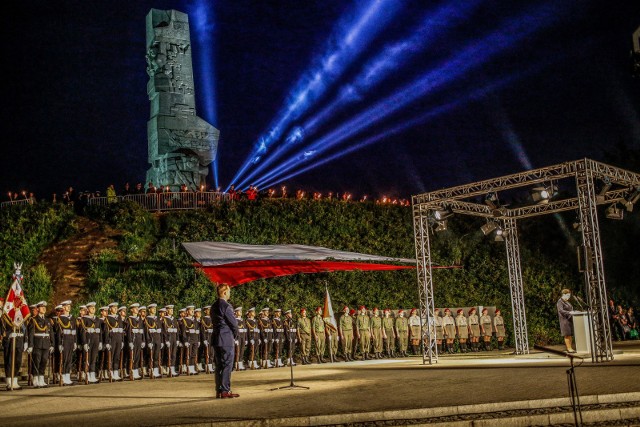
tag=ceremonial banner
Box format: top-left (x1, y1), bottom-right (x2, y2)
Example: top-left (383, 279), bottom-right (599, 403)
top-left (3, 263), bottom-right (30, 327)
top-left (323, 287), bottom-right (338, 331)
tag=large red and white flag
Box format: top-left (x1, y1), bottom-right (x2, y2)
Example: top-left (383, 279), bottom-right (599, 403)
top-left (3, 263), bottom-right (30, 327)
top-left (323, 286), bottom-right (338, 331)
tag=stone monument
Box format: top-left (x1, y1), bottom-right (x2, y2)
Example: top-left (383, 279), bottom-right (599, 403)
top-left (145, 9), bottom-right (219, 191)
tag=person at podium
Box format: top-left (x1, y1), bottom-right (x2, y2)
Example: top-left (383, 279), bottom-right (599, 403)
top-left (556, 288), bottom-right (576, 353)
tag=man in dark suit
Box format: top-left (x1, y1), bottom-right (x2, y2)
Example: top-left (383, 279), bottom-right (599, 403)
top-left (211, 284), bottom-right (239, 398)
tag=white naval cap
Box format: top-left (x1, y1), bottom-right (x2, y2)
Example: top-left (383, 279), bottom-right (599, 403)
top-left (86, 302), bottom-right (96, 307)
top-left (55, 305), bottom-right (63, 311)
top-left (148, 303), bottom-right (157, 308)
top-left (108, 302), bottom-right (119, 308)
top-left (186, 305), bottom-right (195, 309)
top-left (234, 306), bottom-right (242, 312)
top-left (118, 306), bottom-right (127, 312)
top-left (195, 308), bottom-right (202, 312)
top-left (36, 301), bottom-right (47, 307)
top-left (99, 306), bottom-right (108, 311)
top-left (129, 303), bottom-right (140, 308)
top-left (139, 306), bottom-right (147, 311)
top-left (248, 307), bottom-right (256, 312)
top-left (60, 300), bottom-right (72, 306)
top-left (165, 304), bottom-right (174, 309)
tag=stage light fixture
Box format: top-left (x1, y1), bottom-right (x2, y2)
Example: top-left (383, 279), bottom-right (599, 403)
top-left (433, 207), bottom-right (453, 221)
top-left (485, 192), bottom-right (499, 210)
top-left (530, 183), bottom-right (556, 204)
top-left (605, 203), bottom-right (624, 220)
top-left (481, 220), bottom-right (498, 236)
top-left (435, 220), bottom-right (448, 232)
top-left (494, 226), bottom-right (507, 242)
top-left (624, 186), bottom-right (640, 212)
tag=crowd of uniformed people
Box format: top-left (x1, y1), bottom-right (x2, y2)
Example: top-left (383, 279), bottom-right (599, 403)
top-left (1, 300), bottom-right (507, 390)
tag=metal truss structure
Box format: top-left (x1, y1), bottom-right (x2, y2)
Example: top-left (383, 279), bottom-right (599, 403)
top-left (412, 159), bottom-right (640, 364)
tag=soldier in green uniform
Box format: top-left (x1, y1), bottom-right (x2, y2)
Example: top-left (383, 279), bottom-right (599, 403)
top-left (442, 308), bottom-right (456, 353)
top-left (455, 309), bottom-right (469, 353)
top-left (480, 307), bottom-right (493, 351)
top-left (356, 305), bottom-right (371, 359)
top-left (395, 309), bottom-right (409, 356)
top-left (370, 308), bottom-right (383, 359)
top-left (349, 309), bottom-right (359, 360)
top-left (297, 308), bottom-right (312, 365)
top-left (408, 308), bottom-right (421, 355)
top-left (325, 315), bottom-right (339, 363)
top-left (382, 308), bottom-right (396, 358)
top-left (494, 309), bottom-right (506, 350)
top-left (339, 306), bottom-right (353, 361)
top-left (311, 307), bottom-right (326, 363)
top-left (468, 308), bottom-right (480, 352)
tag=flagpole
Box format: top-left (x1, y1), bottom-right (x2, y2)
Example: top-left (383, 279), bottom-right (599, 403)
top-left (10, 325), bottom-right (17, 391)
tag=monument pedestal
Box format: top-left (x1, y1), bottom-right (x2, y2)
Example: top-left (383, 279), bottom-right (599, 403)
top-left (572, 311), bottom-right (592, 354)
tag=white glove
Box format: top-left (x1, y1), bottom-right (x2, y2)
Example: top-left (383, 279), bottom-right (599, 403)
top-left (295, 339), bottom-right (298, 344)
top-left (129, 343), bottom-right (134, 350)
top-left (250, 339), bottom-right (255, 345)
top-left (141, 342), bottom-right (146, 349)
top-left (177, 342), bottom-right (183, 348)
top-left (98, 343), bottom-right (103, 351)
top-left (23, 342), bottom-right (28, 351)
top-left (160, 343), bottom-right (164, 349)
top-left (258, 339), bottom-right (262, 345)
top-left (244, 341), bottom-right (248, 345)
top-left (83, 344), bottom-right (89, 352)
top-left (73, 343), bottom-right (77, 351)
top-left (234, 340), bottom-right (239, 345)
top-left (275, 339), bottom-right (279, 343)
top-left (184, 342), bottom-right (190, 348)
top-left (203, 340), bottom-right (208, 346)
top-left (49, 347), bottom-right (54, 354)
top-left (165, 341), bottom-right (170, 347)
top-left (59, 345), bottom-right (63, 352)
top-left (27, 347), bottom-right (33, 354)
top-left (148, 343), bottom-right (153, 349)
top-left (105, 344), bottom-right (111, 351)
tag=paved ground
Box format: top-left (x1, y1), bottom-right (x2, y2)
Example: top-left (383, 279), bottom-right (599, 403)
top-left (1, 342), bottom-right (639, 426)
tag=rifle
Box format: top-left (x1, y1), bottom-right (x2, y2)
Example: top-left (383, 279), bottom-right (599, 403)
top-left (59, 348), bottom-right (64, 386)
top-left (185, 343), bottom-right (191, 374)
top-left (234, 341), bottom-right (240, 371)
top-left (179, 345), bottom-right (184, 374)
top-left (77, 350), bottom-right (83, 382)
top-left (149, 344), bottom-right (154, 380)
top-left (205, 344), bottom-right (210, 374)
top-left (249, 339), bottom-right (255, 369)
top-left (28, 353), bottom-right (32, 386)
top-left (84, 348), bottom-right (89, 385)
top-left (167, 342), bottom-right (173, 378)
top-left (129, 347), bottom-right (134, 381)
top-left (119, 347), bottom-right (123, 379)
top-left (98, 349), bottom-right (105, 382)
top-left (274, 338), bottom-right (280, 367)
top-left (108, 349), bottom-right (113, 382)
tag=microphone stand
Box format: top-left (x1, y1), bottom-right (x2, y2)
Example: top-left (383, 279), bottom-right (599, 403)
top-left (534, 344), bottom-right (583, 426)
top-left (271, 338), bottom-right (309, 391)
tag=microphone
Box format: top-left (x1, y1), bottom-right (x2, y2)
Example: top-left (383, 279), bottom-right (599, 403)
top-left (572, 295), bottom-right (584, 310)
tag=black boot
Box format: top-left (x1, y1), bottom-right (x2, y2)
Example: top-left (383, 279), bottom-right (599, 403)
top-left (485, 342), bottom-right (491, 351)
top-left (498, 342), bottom-right (504, 350)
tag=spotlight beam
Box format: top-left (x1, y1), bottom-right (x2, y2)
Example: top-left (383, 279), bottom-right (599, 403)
top-left (238, 0), bottom-right (482, 188)
top-left (256, 64), bottom-right (544, 190)
top-left (255, 2), bottom-right (568, 186)
top-left (229, 0), bottom-right (402, 189)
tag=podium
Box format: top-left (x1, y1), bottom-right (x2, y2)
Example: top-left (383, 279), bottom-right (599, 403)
top-left (572, 311), bottom-right (592, 354)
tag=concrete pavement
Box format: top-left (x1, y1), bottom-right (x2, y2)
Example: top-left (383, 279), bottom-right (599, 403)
top-left (0, 342), bottom-right (639, 426)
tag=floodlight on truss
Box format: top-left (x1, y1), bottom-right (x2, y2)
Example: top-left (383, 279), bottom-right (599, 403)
top-left (494, 226), bottom-right (507, 242)
top-left (480, 220), bottom-right (498, 235)
top-left (596, 177), bottom-right (612, 203)
top-left (605, 203), bottom-right (624, 220)
top-left (624, 186), bottom-right (640, 212)
top-left (433, 207), bottom-right (454, 221)
top-left (530, 183), bottom-right (557, 204)
top-left (435, 220), bottom-right (448, 232)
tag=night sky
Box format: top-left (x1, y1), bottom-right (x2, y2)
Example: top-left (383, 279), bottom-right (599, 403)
top-left (3, 0), bottom-right (639, 201)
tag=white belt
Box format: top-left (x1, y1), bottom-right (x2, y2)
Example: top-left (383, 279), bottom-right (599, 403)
top-left (132, 328), bottom-right (142, 334)
top-left (289, 328), bottom-right (297, 332)
top-left (148, 328), bottom-right (160, 333)
top-left (63, 330), bottom-right (76, 335)
top-left (253, 328), bottom-right (260, 333)
top-left (239, 328), bottom-right (247, 333)
top-left (167, 328), bottom-right (178, 333)
top-left (111, 328), bottom-right (124, 333)
top-left (195, 329), bottom-right (200, 333)
top-left (87, 328), bottom-right (100, 333)
top-left (188, 329), bottom-right (196, 333)
top-left (35, 333), bottom-right (50, 338)
top-left (264, 328), bottom-right (273, 333)
top-left (10, 333), bottom-right (24, 338)
top-left (206, 329), bottom-right (213, 333)
top-left (276, 328), bottom-right (284, 333)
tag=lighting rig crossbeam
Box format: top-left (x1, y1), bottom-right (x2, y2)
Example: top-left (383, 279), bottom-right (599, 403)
top-left (412, 158), bottom-right (640, 365)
